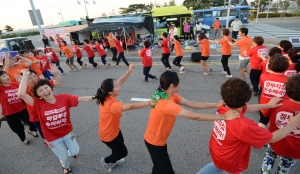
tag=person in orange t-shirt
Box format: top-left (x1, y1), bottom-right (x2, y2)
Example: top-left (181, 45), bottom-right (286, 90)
top-left (212, 18), bottom-right (223, 40)
top-left (53, 41), bottom-right (79, 72)
top-left (94, 64), bottom-right (156, 172)
top-left (197, 33), bottom-right (211, 75)
top-left (3, 52), bottom-right (32, 83)
top-left (144, 71), bottom-right (239, 174)
top-left (106, 32), bottom-right (118, 62)
top-left (19, 50), bottom-right (43, 79)
top-left (172, 35), bottom-right (185, 73)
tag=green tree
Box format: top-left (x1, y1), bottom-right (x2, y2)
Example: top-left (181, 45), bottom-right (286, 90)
top-left (169, 0), bottom-right (176, 6)
top-left (272, 3), bottom-right (279, 13)
top-left (252, 0), bottom-right (269, 12)
top-left (119, 4), bottom-right (148, 14)
top-left (100, 13), bottom-right (107, 17)
top-left (182, 0), bottom-right (224, 10)
top-left (4, 25), bottom-right (13, 32)
top-left (279, 0), bottom-right (291, 12)
top-left (163, 2), bottom-right (168, 7)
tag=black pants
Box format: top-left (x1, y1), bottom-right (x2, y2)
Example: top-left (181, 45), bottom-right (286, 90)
top-left (143, 66), bottom-right (155, 81)
top-left (190, 31), bottom-right (195, 40)
top-left (88, 57), bottom-right (98, 67)
top-left (250, 69), bottom-right (262, 93)
top-left (111, 47), bottom-right (118, 61)
top-left (232, 31), bottom-right (238, 39)
top-left (173, 56), bottom-right (183, 67)
top-left (259, 111), bottom-right (270, 126)
top-left (32, 121), bottom-right (44, 139)
top-left (184, 32), bottom-right (190, 40)
top-left (221, 55), bottom-right (231, 75)
top-left (145, 140), bottom-right (175, 174)
top-left (170, 43), bottom-right (175, 52)
top-left (116, 52), bottom-right (129, 66)
top-left (77, 57), bottom-right (83, 66)
top-left (102, 131), bottom-right (128, 163)
top-left (51, 60), bottom-right (64, 73)
top-left (161, 53), bottom-right (171, 69)
top-left (6, 109), bottom-right (37, 141)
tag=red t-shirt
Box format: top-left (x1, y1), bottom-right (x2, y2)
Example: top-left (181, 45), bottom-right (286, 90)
top-left (247, 45), bottom-right (267, 70)
top-left (259, 60), bottom-right (270, 74)
top-left (259, 73), bottom-right (288, 116)
top-left (83, 45), bottom-right (95, 58)
top-left (33, 94), bottom-right (79, 142)
top-left (36, 56), bottom-right (50, 72)
top-left (114, 40), bottom-right (124, 53)
top-left (282, 52), bottom-right (288, 58)
top-left (48, 50), bottom-right (59, 62)
top-left (73, 45), bottom-right (82, 58)
top-left (210, 105), bottom-right (272, 173)
top-left (139, 48), bottom-right (152, 67)
top-left (95, 44), bottom-right (106, 56)
top-left (162, 39), bottom-right (170, 54)
top-left (56, 38), bottom-right (64, 47)
top-left (26, 80), bottom-right (54, 122)
top-left (283, 64), bottom-right (297, 77)
top-left (268, 99), bottom-right (300, 159)
top-left (0, 82), bottom-right (26, 116)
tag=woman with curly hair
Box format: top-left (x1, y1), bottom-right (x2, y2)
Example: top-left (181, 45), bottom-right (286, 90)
top-left (284, 47), bottom-right (300, 77)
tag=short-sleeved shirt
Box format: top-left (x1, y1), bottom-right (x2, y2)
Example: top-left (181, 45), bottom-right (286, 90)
top-left (218, 36), bottom-right (232, 55)
top-left (7, 63), bottom-right (27, 82)
top-left (283, 64), bottom-right (297, 77)
top-left (83, 45), bottom-right (95, 58)
top-left (36, 56), bottom-right (50, 72)
top-left (99, 96), bottom-right (124, 142)
top-left (234, 36), bottom-right (252, 58)
top-left (183, 24), bottom-right (190, 33)
top-left (73, 45), bottom-right (82, 58)
top-left (174, 41), bottom-right (183, 57)
top-left (47, 50), bottom-right (59, 62)
top-left (33, 94), bottom-right (79, 142)
top-left (0, 82), bottom-right (26, 116)
top-left (259, 73), bottom-right (288, 116)
top-left (60, 46), bottom-right (73, 58)
top-left (259, 60), bottom-right (270, 74)
top-left (210, 105), bottom-right (272, 173)
top-left (107, 35), bottom-right (116, 48)
top-left (144, 93), bottom-right (182, 146)
top-left (247, 45), bottom-right (267, 70)
top-left (200, 39), bottom-right (210, 57)
top-left (268, 99), bottom-right (300, 159)
top-left (28, 56), bottom-right (42, 77)
top-left (162, 39), bottom-right (170, 54)
top-left (139, 48), bottom-right (153, 67)
top-left (213, 21), bottom-right (222, 30)
top-left (56, 38), bottom-right (64, 47)
top-left (114, 40), bottom-right (124, 53)
top-left (231, 20), bottom-right (242, 31)
top-left (95, 44), bottom-right (106, 56)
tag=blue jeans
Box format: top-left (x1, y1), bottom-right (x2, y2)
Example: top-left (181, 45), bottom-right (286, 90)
top-left (101, 55), bottom-right (107, 65)
top-left (47, 131), bottom-right (79, 169)
top-left (197, 162), bottom-right (229, 174)
top-left (116, 52), bottom-right (129, 66)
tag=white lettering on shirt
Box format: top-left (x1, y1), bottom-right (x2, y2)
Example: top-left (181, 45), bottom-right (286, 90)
top-left (275, 111), bottom-right (300, 138)
top-left (44, 106), bottom-right (67, 130)
top-left (263, 81), bottom-right (286, 97)
top-left (284, 70), bottom-right (297, 77)
top-left (257, 48), bottom-right (267, 57)
top-left (212, 119), bottom-right (227, 146)
top-left (146, 49), bottom-right (152, 57)
top-left (4, 88), bottom-right (22, 104)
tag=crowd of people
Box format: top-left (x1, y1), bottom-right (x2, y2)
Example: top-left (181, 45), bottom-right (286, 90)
top-left (1, 24), bottom-right (300, 174)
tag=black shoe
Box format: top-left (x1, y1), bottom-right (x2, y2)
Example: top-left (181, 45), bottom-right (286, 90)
top-left (0, 121), bottom-right (2, 128)
top-left (22, 122), bottom-right (28, 126)
top-left (154, 76), bottom-right (157, 81)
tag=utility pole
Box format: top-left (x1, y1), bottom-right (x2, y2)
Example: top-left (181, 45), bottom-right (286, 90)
top-left (255, 0), bottom-right (261, 23)
top-left (83, 0), bottom-right (89, 18)
top-left (28, 0), bottom-right (44, 38)
top-left (226, 0), bottom-right (231, 28)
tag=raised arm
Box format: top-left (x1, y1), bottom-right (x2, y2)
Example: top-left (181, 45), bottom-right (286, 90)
top-left (117, 64), bottom-right (134, 86)
top-left (178, 108), bottom-right (240, 121)
top-left (17, 55), bottom-right (33, 67)
top-left (18, 69), bottom-right (34, 106)
top-left (179, 98), bottom-right (223, 109)
top-left (3, 51), bottom-right (9, 72)
top-left (48, 64), bottom-right (61, 86)
top-left (246, 97), bottom-right (282, 113)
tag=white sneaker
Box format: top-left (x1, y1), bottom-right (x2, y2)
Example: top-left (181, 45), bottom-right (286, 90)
top-left (100, 158), bottom-right (112, 172)
top-left (167, 67), bottom-right (172, 71)
top-left (60, 72), bottom-right (64, 76)
top-left (203, 72), bottom-right (209, 75)
top-left (221, 71), bottom-right (227, 74)
top-left (179, 70), bottom-right (185, 74)
top-left (111, 158), bottom-right (125, 168)
top-left (226, 75), bottom-right (233, 78)
top-left (180, 66), bottom-right (184, 72)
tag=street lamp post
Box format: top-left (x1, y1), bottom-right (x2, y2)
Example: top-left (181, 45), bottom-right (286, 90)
top-left (266, 0), bottom-right (271, 20)
top-left (255, 0), bottom-right (261, 23)
top-left (28, 0), bottom-right (44, 38)
top-left (226, 0), bottom-right (231, 28)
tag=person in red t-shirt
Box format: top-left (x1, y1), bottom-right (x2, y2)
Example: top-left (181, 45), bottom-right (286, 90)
top-left (71, 40), bottom-right (87, 69)
top-left (278, 40), bottom-right (293, 58)
top-left (36, 50), bottom-right (53, 80)
top-left (80, 39), bottom-right (99, 68)
top-left (138, 40), bottom-right (157, 82)
top-left (0, 51), bottom-right (38, 145)
top-left (157, 32), bottom-right (172, 70)
top-left (258, 55), bottom-right (289, 129)
top-left (55, 34), bottom-right (64, 57)
top-left (19, 69), bottom-right (95, 174)
top-left (260, 75), bottom-right (300, 173)
top-left (258, 47), bottom-right (282, 75)
top-left (247, 36), bottom-right (267, 96)
top-left (284, 47), bottom-right (300, 77)
top-left (45, 46), bottom-right (65, 75)
top-left (112, 35), bottom-right (129, 67)
top-left (197, 78), bottom-right (300, 174)
top-left (93, 40), bottom-right (110, 69)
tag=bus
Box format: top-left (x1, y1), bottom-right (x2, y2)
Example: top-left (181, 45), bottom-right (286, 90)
top-left (151, 6), bottom-right (194, 38)
top-left (194, 6), bottom-right (249, 27)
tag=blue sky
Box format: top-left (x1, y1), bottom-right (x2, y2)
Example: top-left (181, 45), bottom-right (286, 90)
top-left (0, 0), bottom-right (184, 30)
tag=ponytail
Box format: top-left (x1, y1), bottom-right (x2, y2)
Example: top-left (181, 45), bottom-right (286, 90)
top-left (296, 59), bottom-right (300, 73)
top-left (95, 78), bottom-right (114, 105)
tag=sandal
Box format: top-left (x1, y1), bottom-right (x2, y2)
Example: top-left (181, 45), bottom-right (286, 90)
top-left (23, 139), bottom-right (30, 145)
top-left (62, 167), bottom-right (73, 174)
top-left (28, 130), bottom-right (39, 137)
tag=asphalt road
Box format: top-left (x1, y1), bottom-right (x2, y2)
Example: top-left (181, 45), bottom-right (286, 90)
top-left (0, 62), bottom-right (299, 174)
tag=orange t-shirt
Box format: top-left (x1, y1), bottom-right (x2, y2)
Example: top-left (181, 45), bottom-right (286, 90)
top-left (235, 36), bottom-right (253, 57)
top-left (8, 63), bottom-right (27, 82)
top-left (107, 35), bottom-right (116, 48)
top-left (28, 56), bottom-right (42, 77)
top-left (99, 96), bottom-right (124, 142)
top-left (213, 21), bottom-right (222, 30)
top-left (218, 36), bottom-right (232, 55)
top-left (60, 46), bottom-right (73, 58)
top-left (144, 93), bottom-right (183, 146)
top-left (200, 39), bottom-right (210, 57)
top-left (174, 41), bottom-right (183, 57)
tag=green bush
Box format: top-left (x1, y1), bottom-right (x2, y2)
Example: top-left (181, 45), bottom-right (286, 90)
top-left (257, 13), bottom-right (293, 18)
top-left (0, 31), bottom-right (40, 39)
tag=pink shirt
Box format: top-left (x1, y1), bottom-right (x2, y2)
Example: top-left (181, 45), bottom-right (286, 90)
top-left (183, 24), bottom-right (190, 33)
